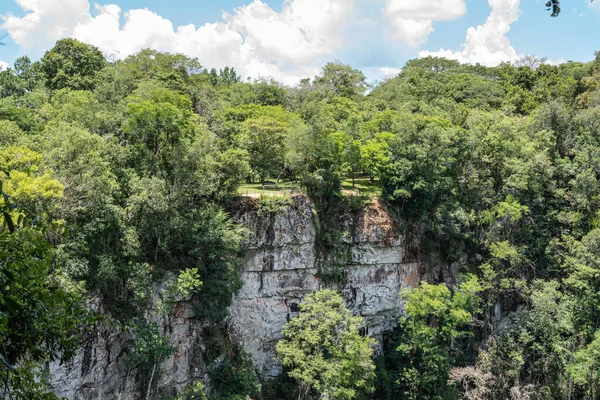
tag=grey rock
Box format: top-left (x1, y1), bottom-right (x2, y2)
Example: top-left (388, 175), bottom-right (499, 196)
top-left (49, 196), bottom-right (422, 398)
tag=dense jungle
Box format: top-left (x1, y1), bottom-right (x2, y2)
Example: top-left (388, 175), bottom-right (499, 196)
top-left (3, 35), bottom-right (600, 399)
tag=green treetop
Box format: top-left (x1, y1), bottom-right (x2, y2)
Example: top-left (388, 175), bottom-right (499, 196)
top-left (276, 290), bottom-right (376, 400)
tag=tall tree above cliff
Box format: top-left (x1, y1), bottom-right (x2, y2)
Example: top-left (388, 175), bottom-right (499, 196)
top-left (40, 38), bottom-right (106, 91)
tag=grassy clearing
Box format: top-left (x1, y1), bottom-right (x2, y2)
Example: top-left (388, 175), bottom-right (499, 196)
top-left (341, 177), bottom-right (380, 198)
top-left (237, 181), bottom-right (301, 197)
top-left (237, 177), bottom-right (381, 199)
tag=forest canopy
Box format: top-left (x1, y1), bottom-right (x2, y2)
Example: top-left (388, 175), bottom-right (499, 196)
top-left (2, 38), bottom-right (600, 399)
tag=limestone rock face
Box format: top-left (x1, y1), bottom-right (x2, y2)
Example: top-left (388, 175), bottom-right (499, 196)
top-left (49, 196), bottom-right (421, 398)
top-left (228, 196), bottom-right (420, 376)
top-left (49, 296), bottom-right (207, 400)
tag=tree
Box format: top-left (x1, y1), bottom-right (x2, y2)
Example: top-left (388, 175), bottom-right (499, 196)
top-left (122, 88), bottom-right (196, 175)
top-left (276, 290), bottom-right (376, 400)
top-left (0, 57), bottom-right (42, 98)
top-left (315, 62), bottom-right (368, 98)
top-left (360, 134), bottom-right (391, 183)
top-left (481, 281), bottom-right (574, 398)
top-left (124, 319), bottom-right (174, 399)
top-left (0, 146), bottom-right (87, 399)
top-left (241, 115), bottom-right (288, 182)
top-left (513, 55), bottom-right (548, 70)
top-left (174, 381), bottom-right (208, 400)
top-left (124, 49), bottom-right (203, 79)
top-left (219, 67), bottom-right (242, 85)
top-left (251, 78), bottom-right (286, 106)
top-left (204, 67), bottom-right (242, 87)
top-left (40, 38), bottom-right (106, 91)
top-left (569, 331), bottom-right (600, 398)
top-left (396, 276), bottom-right (481, 399)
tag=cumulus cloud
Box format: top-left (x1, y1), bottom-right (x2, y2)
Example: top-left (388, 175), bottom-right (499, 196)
top-left (378, 66), bottom-right (401, 78)
top-left (2, 0), bottom-right (91, 50)
top-left (1, 0), bottom-right (354, 85)
top-left (419, 0), bottom-right (521, 66)
top-left (384, 0), bottom-right (467, 47)
top-left (0, 60), bottom-right (9, 71)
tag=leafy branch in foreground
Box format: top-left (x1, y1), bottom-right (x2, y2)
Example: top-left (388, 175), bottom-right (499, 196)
top-left (0, 146), bottom-right (90, 399)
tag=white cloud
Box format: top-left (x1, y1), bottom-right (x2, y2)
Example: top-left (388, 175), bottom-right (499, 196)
top-left (2, 0), bottom-right (91, 50)
top-left (548, 57), bottom-right (566, 66)
top-left (1, 0), bottom-right (354, 85)
top-left (360, 66), bottom-right (402, 87)
top-left (379, 66), bottom-right (401, 77)
top-left (590, 0), bottom-right (600, 13)
top-left (0, 60), bottom-right (8, 71)
top-left (419, 0), bottom-right (521, 66)
top-left (384, 0), bottom-right (467, 47)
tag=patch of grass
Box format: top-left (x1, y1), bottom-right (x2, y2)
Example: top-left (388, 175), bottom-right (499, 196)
top-left (257, 195), bottom-right (293, 216)
top-left (237, 177), bottom-right (381, 199)
top-left (237, 180), bottom-right (301, 197)
top-left (341, 177), bottom-right (381, 198)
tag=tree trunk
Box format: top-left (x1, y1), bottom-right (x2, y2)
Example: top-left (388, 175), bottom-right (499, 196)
top-left (146, 362), bottom-right (157, 400)
top-left (298, 383), bottom-right (311, 400)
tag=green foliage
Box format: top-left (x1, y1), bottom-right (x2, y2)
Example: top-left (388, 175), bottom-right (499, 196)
top-left (123, 88), bottom-right (197, 174)
top-left (396, 276), bottom-right (481, 399)
top-left (251, 78), bottom-right (286, 106)
top-left (481, 281), bottom-right (573, 398)
top-left (173, 381), bottom-right (208, 400)
top-left (159, 268), bottom-right (203, 315)
top-left (241, 115), bottom-right (288, 181)
top-left (569, 331), bottom-right (600, 396)
top-left (257, 195), bottom-right (292, 216)
top-left (124, 320), bottom-right (174, 370)
top-left (314, 62), bottom-right (368, 98)
top-left (0, 97), bottom-right (41, 132)
top-left (40, 38), bottom-right (107, 91)
top-left (124, 319), bottom-right (175, 398)
top-left (0, 56), bottom-right (42, 98)
top-left (176, 268), bottom-right (203, 298)
top-left (209, 352), bottom-right (261, 400)
top-left (123, 49), bottom-right (203, 83)
top-left (276, 290), bottom-right (376, 399)
top-left (5, 39), bottom-right (600, 399)
top-left (0, 146), bottom-right (89, 398)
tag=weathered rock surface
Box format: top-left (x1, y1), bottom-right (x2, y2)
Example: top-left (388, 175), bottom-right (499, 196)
top-left (49, 294), bottom-right (208, 400)
top-left (228, 196), bottom-right (420, 376)
top-left (48, 196), bottom-right (421, 398)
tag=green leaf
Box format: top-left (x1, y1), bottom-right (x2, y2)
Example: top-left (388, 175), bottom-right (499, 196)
top-left (4, 295), bottom-right (22, 313)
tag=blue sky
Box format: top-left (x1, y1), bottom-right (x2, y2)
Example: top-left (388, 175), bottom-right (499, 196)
top-left (1, 0), bottom-right (599, 84)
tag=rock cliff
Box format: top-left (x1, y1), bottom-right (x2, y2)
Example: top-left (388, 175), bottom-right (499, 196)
top-left (48, 196), bottom-right (421, 399)
top-left (228, 196), bottom-right (420, 377)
